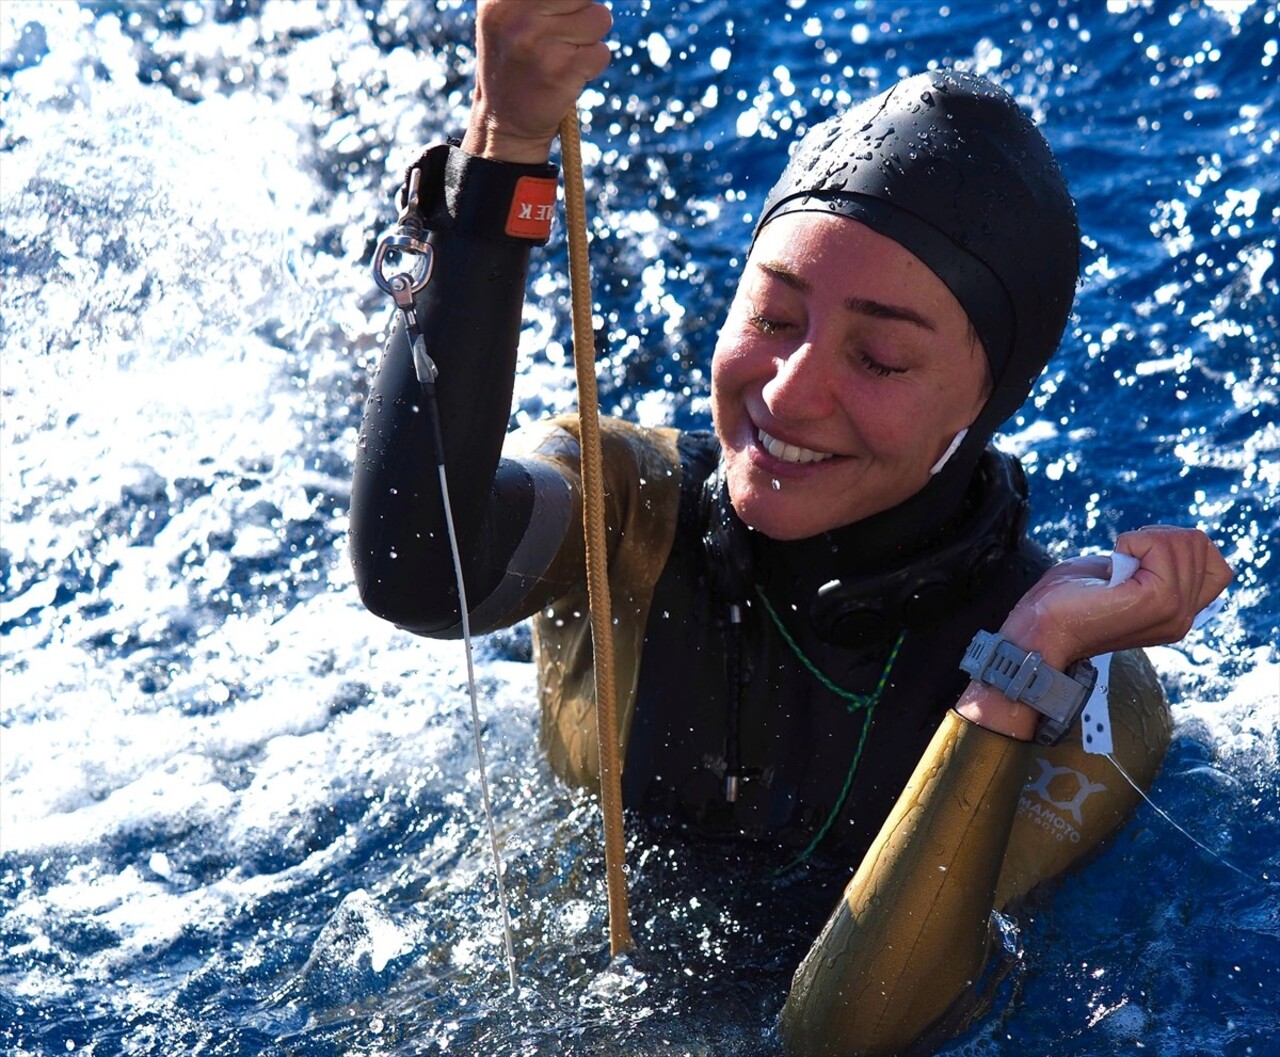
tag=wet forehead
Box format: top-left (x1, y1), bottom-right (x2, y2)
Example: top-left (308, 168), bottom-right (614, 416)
top-left (746, 212), bottom-right (971, 335)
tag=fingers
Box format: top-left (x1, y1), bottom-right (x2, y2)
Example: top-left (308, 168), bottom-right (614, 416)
top-left (572, 39), bottom-right (613, 83)
top-left (553, 0), bottom-right (614, 48)
top-left (489, 0), bottom-right (612, 80)
top-left (1057, 554), bottom-right (1112, 583)
top-left (468, 0), bottom-right (614, 161)
top-left (1114, 525), bottom-right (1233, 635)
top-left (478, 0), bottom-right (612, 70)
top-left (1001, 526), bottom-right (1234, 668)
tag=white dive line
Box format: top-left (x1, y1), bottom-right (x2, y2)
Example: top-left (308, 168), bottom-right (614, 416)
top-left (437, 460), bottom-right (519, 989)
top-left (1099, 550), bottom-right (1269, 886)
top-left (1104, 752), bottom-right (1263, 886)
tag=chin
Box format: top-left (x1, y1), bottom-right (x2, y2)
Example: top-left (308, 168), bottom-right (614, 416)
top-left (730, 488), bottom-right (830, 541)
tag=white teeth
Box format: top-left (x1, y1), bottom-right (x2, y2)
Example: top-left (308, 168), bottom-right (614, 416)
top-left (757, 429), bottom-right (834, 464)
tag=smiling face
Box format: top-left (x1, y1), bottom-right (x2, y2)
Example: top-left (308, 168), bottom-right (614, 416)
top-left (710, 212), bottom-right (991, 541)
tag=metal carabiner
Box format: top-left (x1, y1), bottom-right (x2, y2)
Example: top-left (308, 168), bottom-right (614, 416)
top-left (373, 232), bottom-right (433, 307)
top-left (374, 166), bottom-right (433, 308)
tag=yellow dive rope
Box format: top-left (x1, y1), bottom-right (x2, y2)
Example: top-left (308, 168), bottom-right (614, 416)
top-left (558, 110), bottom-right (634, 957)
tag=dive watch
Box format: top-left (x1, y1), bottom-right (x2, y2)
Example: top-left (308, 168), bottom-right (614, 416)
top-left (959, 630), bottom-right (1097, 746)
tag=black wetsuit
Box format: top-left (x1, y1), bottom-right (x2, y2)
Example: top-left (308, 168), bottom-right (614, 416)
top-left (621, 433), bottom-right (1050, 862)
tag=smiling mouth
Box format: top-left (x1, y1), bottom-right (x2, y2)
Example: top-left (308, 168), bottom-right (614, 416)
top-left (756, 428), bottom-right (835, 465)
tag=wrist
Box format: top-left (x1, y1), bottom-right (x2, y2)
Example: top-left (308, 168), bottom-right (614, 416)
top-left (997, 607), bottom-right (1076, 671)
top-left (398, 143), bottom-right (559, 246)
top-left (955, 683), bottom-right (1038, 741)
top-left (463, 113), bottom-right (556, 165)
top-left (960, 623), bottom-right (1055, 740)
top-left (956, 629), bottom-right (1099, 745)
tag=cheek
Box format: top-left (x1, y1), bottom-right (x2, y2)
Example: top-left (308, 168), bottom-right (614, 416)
top-left (847, 386), bottom-right (954, 460)
top-left (858, 407), bottom-right (916, 457)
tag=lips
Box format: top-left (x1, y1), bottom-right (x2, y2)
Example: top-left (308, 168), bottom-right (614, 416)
top-left (756, 428), bottom-right (835, 464)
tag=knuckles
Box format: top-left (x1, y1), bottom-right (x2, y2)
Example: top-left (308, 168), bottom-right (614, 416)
top-left (479, 0), bottom-right (612, 89)
top-left (582, 2), bottom-right (614, 37)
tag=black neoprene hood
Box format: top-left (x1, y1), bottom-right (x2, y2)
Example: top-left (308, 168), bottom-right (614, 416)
top-left (754, 69), bottom-right (1081, 465)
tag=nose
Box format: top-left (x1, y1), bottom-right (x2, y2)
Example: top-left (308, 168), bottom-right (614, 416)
top-left (761, 343), bottom-right (836, 422)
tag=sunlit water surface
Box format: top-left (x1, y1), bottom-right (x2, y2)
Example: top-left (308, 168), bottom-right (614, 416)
top-left (2, 1), bottom-right (1277, 1054)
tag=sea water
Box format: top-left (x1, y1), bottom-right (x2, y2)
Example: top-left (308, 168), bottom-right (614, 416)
top-left (1, 1), bottom-right (1276, 1054)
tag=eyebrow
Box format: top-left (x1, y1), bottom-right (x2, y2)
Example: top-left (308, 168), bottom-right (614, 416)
top-left (757, 260), bottom-right (937, 332)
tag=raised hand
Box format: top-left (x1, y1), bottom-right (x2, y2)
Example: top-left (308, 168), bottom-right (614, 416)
top-left (463, 0), bottom-right (614, 163)
top-left (1003, 525), bottom-right (1232, 668)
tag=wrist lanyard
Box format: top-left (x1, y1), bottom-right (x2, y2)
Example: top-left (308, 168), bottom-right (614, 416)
top-left (372, 170), bottom-right (518, 990)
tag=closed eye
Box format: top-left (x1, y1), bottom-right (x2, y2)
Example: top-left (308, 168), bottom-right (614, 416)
top-left (748, 313), bottom-right (792, 336)
top-left (861, 352), bottom-right (907, 378)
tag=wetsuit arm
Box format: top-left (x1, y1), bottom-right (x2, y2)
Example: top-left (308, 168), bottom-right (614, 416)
top-left (994, 647), bottom-right (1170, 906)
top-left (350, 144), bottom-right (569, 636)
top-left (780, 708), bottom-right (1030, 1056)
top-left (779, 648), bottom-right (1170, 1056)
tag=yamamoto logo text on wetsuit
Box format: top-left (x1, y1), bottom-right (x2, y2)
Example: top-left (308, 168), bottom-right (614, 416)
top-left (1019, 758), bottom-right (1107, 844)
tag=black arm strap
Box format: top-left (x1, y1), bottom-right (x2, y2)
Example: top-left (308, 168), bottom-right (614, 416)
top-left (401, 142), bottom-right (560, 245)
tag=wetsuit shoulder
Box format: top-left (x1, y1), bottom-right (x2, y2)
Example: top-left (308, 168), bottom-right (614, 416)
top-left (532, 416), bottom-right (685, 787)
top-left (499, 414), bottom-right (683, 613)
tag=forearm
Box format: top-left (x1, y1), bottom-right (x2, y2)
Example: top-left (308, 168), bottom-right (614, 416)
top-left (780, 707), bottom-right (1030, 1057)
top-left (780, 610), bottom-right (1074, 1056)
top-left (779, 520), bottom-right (1233, 1055)
top-left (351, 0), bottom-right (615, 632)
top-left (350, 147), bottom-right (553, 633)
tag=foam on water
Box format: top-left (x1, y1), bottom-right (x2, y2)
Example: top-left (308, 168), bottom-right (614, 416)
top-left (2, 1), bottom-right (1277, 1054)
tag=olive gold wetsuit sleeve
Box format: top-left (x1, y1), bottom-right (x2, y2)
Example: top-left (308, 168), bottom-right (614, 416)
top-left (350, 145), bottom-right (575, 635)
top-left (780, 648), bottom-right (1169, 1056)
top-left (781, 711), bottom-right (1028, 1056)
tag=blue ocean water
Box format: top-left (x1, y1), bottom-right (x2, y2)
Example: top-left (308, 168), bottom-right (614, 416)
top-left (1, 1), bottom-right (1276, 1054)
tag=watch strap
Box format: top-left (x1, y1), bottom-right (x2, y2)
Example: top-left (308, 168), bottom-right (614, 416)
top-left (960, 630), bottom-right (1097, 745)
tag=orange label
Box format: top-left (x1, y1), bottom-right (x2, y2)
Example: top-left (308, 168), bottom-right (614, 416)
top-left (505, 176), bottom-right (558, 239)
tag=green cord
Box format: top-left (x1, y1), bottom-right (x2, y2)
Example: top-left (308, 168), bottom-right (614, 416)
top-left (754, 586), bottom-right (906, 870)
top-left (754, 588), bottom-right (904, 709)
